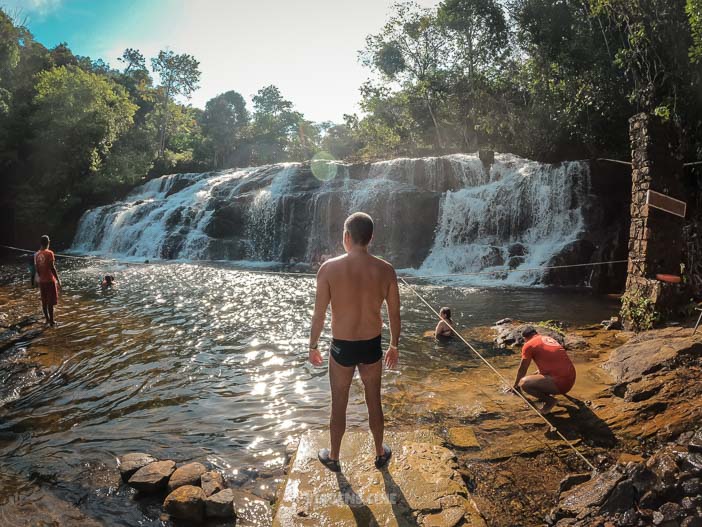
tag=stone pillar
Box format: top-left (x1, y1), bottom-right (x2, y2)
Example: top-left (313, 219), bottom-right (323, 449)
top-left (624, 113), bottom-right (686, 323)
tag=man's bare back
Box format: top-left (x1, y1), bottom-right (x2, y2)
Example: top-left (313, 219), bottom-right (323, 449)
top-left (321, 252), bottom-right (394, 341)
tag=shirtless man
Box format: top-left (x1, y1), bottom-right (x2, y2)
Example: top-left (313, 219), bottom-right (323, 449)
top-left (34, 235), bottom-right (62, 326)
top-left (308, 212), bottom-right (401, 472)
top-left (512, 326), bottom-right (576, 414)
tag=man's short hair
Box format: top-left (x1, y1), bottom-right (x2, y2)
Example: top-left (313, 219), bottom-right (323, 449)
top-left (521, 325), bottom-right (537, 339)
top-left (344, 212), bottom-right (373, 246)
top-left (40, 235), bottom-right (50, 249)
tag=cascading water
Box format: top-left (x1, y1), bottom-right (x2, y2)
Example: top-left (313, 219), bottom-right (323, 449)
top-left (72, 153), bottom-right (597, 285)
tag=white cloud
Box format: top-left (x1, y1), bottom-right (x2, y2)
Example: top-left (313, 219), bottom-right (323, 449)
top-left (3, 0), bottom-right (61, 17)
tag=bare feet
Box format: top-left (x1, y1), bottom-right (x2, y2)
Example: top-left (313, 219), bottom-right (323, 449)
top-left (539, 397), bottom-right (556, 415)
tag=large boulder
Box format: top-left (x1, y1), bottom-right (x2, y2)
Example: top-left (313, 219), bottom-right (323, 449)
top-left (117, 453), bottom-right (157, 482)
top-left (128, 460), bottom-right (176, 493)
top-left (603, 331), bottom-right (702, 384)
top-left (167, 462), bottom-right (207, 492)
top-left (163, 485), bottom-right (206, 522)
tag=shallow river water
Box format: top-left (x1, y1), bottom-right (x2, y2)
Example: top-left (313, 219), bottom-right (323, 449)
top-left (0, 257), bottom-right (620, 525)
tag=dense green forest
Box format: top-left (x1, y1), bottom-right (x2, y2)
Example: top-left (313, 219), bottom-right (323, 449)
top-left (1, 0), bottom-right (702, 243)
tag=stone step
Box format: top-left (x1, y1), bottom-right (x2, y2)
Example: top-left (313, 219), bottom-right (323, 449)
top-left (274, 429), bottom-right (486, 527)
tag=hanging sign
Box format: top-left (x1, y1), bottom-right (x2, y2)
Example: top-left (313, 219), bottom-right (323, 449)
top-left (646, 190), bottom-right (687, 218)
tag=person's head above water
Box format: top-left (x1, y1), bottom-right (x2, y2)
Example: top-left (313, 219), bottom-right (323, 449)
top-left (521, 325), bottom-right (538, 341)
top-left (103, 275), bottom-right (114, 285)
top-left (440, 307), bottom-right (452, 320)
top-left (343, 212), bottom-right (374, 250)
top-left (40, 235), bottom-right (50, 249)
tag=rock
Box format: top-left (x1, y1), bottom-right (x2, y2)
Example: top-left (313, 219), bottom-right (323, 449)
top-left (656, 502), bottom-right (684, 522)
top-left (508, 256), bottom-right (525, 269)
top-left (204, 488), bottom-right (236, 518)
top-left (639, 490), bottom-right (661, 509)
top-left (163, 485), bottom-right (206, 522)
top-left (681, 453), bottom-right (702, 474)
top-left (601, 317), bottom-right (623, 331)
top-left (559, 473), bottom-right (592, 495)
top-left (602, 334), bottom-right (702, 384)
top-left (117, 453), bottom-right (157, 481)
top-left (167, 462), bottom-right (207, 492)
top-left (690, 429), bottom-right (702, 454)
top-left (508, 243), bottom-right (526, 257)
top-left (542, 240), bottom-right (596, 286)
top-left (647, 449), bottom-right (680, 486)
top-left (564, 334), bottom-right (588, 350)
top-left (682, 478), bottom-right (701, 496)
top-left (599, 478), bottom-right (636, 515)
top-left (682, 517), bottom-right (702, 527)
top-left (422, 506), bottom-right (465, 527)
top-left (201, 470), bottom-right (225, 496)
top-left (557, 467), bottom-right (624, 517)
top-left (230, 489), bottom-right (272, 525)
top-left (447, 427), bottom-right (480, 449)
top-left (495, 318), bottom-right (512, 326)
top-left (128, 460), bottom-right (176, 493)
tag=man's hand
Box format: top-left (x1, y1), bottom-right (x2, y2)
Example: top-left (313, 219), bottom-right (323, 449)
top-left (384, 346), bottom-right (399, 369)
top-left (308, 348), bottom-right (323, 366)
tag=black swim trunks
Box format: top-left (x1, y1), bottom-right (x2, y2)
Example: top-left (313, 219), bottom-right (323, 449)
top-left (330, 335), bottom-right (382, 367)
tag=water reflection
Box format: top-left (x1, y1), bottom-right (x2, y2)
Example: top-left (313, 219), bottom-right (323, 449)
top-left (0, 259), bottom-right (619, 525)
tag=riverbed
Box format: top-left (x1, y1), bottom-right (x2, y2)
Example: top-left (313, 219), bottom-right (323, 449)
top-left (0, 257), bottom-right (620, 525)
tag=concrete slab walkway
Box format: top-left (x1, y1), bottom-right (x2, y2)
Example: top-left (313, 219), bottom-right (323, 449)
top-left (274, 429), bottom-right (486, 527)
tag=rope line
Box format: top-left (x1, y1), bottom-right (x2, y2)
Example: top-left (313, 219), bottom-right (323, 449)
top-left (0, 243), bottom-right (636, 281)
top-left (399, 276), bottom-right (597, 472)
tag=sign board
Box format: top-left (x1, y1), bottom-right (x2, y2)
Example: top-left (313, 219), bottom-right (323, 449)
top-left (646, 190), bottom-right (687, 218)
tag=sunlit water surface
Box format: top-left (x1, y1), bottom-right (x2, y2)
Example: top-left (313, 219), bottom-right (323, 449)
top-left (0, 258), bottom-right (619, 525)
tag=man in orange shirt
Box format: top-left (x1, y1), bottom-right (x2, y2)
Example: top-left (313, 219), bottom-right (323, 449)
top-left (34, 235), bottom-right (62, 326)
top-left (512, 326), bottom-right (576, 414)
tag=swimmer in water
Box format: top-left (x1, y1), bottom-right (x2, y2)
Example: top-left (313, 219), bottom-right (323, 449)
top-left (434, 307), bottom-right (454, 339)
top-left (101, 275), bottom-right (115, 290)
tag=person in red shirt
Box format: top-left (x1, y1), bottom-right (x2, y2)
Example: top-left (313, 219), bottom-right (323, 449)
top-left (512, 325), bottom-right (576, 414)
top-left (34, 235), bottom-right (62, 326)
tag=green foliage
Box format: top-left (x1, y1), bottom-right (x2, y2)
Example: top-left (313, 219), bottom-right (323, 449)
top-left (688, 0), bottom-right (702, 63)
top-left (620, 292), bottom-right (660, 331)
top-left (537, 320), bottom-right (565, 333)
top-left (202, 90), bottom-right (250, 168)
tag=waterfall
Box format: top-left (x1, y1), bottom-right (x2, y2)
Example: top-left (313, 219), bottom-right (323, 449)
top-left (72, 153), bottom-right (597, 285)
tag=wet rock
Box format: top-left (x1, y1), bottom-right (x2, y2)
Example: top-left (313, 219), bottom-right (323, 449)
top-left (599, 478), bottom-right (636, 515)
top-left (508, 243), bottom-right (526, 257)
top-left (654, 502), bottom-right (684, 524)
top-left (230, 489), bottom-right (272, 525)
top-left (682, 478), bottom-right (701, 496)
top-left (559, 473), bottom-right (592, 494)
top-left (647, 449), bottom-right (680, 486)
top-left (201, 470), bottom-right (225, 496)
top-left (128, 460), bottom-right (176, 493)
top-left (690, 429), bottom-right (702, 454)
top-left (163, 485), bottom-right (206, 522)
top-left (681, 517), bottom-right (702, 527)
top-left (495, 318), bottom-right (512, 326)
top-left (681, 496), bottom-right (702, 510)
top-left (117, 452), bottom-right (157, 482)
top-left (204, 488), bottom-right (236, 519)
top-left (681, 453), bottom-right (702, 474)
top-left (494, 322), bottom-right (565, 348)
top-left (167, 461), bottom-right (207, 492)
top-left (557, 467), bottom-right (624, 517)
top-left (564, 334), bottom-right (588, 350)
top-left (639, 490), bottom-right (661, 509)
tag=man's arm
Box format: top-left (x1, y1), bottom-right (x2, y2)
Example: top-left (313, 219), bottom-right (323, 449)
top-left (513, 357), bottom-right (531, 390)
top-left (384, 268), bottom-right (401, 368)
top-left (308, 264), bottom-right (330, 366)
top-left (50, 254), bottom-right (61, 288)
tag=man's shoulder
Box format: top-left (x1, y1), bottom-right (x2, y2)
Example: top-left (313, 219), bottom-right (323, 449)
top-left (370, 255), bottom-right (396, 274)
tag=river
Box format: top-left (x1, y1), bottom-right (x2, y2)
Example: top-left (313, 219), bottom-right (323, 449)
top-left (0, 256), bottom-right (619, 525)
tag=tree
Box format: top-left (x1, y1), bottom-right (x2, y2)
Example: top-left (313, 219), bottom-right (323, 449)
top-left (202, 90), bottom-right (250, 168)
top-left (362, 2), bottom-right (451, 150)
top-left (119, 48), bottom-right (146, 73)
top-left (31, 65), bottom-right (137, 190)
top-left (438, 0), bottom-right (508, 149)
top-left (250, 85), bottom-right (303, 164)
top-left (150, 50), bottom-right (201, 157)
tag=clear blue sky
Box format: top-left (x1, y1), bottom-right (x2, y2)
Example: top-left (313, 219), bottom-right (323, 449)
top-left (7, 0), bottom-right (440, 123)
